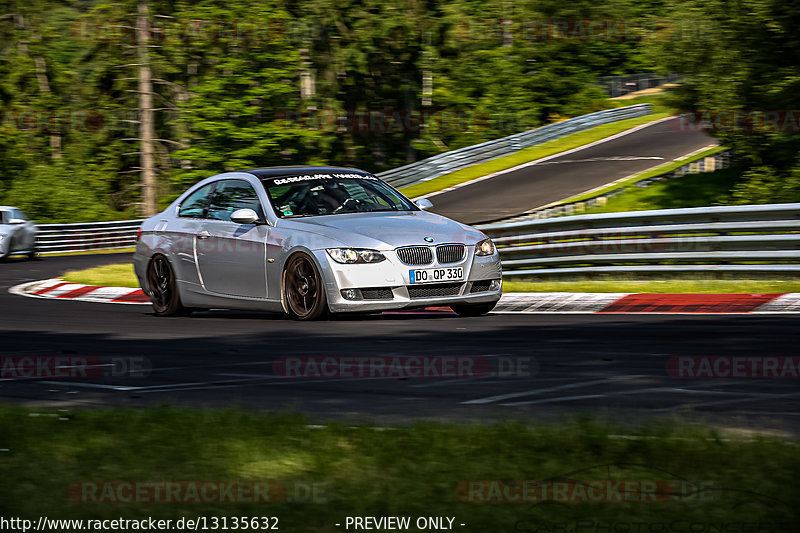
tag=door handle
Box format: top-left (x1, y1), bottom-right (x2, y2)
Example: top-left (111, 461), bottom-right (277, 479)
top-left (197, 230), bottom-right (211, 239)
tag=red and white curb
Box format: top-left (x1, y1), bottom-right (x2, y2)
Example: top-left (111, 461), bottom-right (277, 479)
top-left (10, 278), bottom-right (149, 305)
top-left (9, 278), bottom-right (800, 314)
top-left (495, 292), bottom-right (800, 314)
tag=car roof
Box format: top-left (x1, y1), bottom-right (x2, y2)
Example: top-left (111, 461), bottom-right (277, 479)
top-left (243, 166), bottom-right (372, 180)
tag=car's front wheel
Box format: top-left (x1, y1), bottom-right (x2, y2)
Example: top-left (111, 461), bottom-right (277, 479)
top-left (146, 254), bottom-right (188, 316)
top-left (452, 301), bottom-right (497, 317)
top-left (284, 253), bottom-right (328, 320)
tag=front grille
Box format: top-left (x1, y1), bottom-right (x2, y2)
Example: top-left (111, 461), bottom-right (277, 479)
top-left (361, 287), bottom-right (394, 300)
top-left (408, 282), bottom-right (463, 299)
top-left (397, 246), bottom-right (433, 265)
top-left (469, 280), bottom-right (493, 293)
top-left (436, 244), bottom-right (466, 264)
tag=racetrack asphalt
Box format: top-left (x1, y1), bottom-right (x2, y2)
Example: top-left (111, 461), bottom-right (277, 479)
top-left (2, 253), bottom-right (798, 435)
top-left (429, 116), bottom-right (715, 224)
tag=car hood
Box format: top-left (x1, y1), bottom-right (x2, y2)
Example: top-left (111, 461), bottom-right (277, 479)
top-left (278, 210), bottom-right (486, 249)
top-left (0, 224), bottom-right (16, 235)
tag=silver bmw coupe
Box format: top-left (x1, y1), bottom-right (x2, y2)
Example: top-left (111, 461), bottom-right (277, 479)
top-left (0, 206), bottom-right (37, 261)
top-left (133, 167), bottom-right (502, 320)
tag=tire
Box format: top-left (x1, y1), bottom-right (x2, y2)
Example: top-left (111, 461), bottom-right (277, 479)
top-left (146, 254), bottom-right (188, 316)
top-left (27, 249), bottom-right (38, 261)
top-left (283, 253), bottom-right (328, 320)
top-left (452, 301), bottom-right (498, 317)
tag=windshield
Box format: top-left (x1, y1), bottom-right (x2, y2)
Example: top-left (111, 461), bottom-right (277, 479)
top-left (262, 172), bottom-right (417, 218)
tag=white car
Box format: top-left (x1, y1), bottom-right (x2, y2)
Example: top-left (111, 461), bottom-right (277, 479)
top-left (133, 167), bottom-right (502, 320)
top-left (0, 206), bottom-right (37, 261)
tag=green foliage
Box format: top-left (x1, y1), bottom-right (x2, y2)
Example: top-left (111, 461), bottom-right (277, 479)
top-left (649, 0), bottom-right (800, 204)
top-left (0, 0), bottom-right (679, 221)
top-left (731, 164), bottom-right (800, 204)
top-left (2, 161), bottom-right (132, 222)
top-left (582, 165), bottom-right (743, 215)
top-left (0, 405), bottom-right (797, 530)
top-left (169, 0), bottom-right (324, 187)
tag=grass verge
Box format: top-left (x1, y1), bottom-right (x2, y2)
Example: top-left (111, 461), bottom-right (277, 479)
top-left (399, 111), bottom-right (671, 199)
top-left (0, 406), bottom-right (796, 531)
top-left (555, 145), bottom-right (727, 206)
top-left (503, 278), bottom-right (800, 294)
top-left (581, 164), bottom-right (744, 215)
top-left (61, 263), bottom-right (798, 295)
top-left (41, 247), bottom-right (135, 258)
top-left (61, 263), bottom-right (138, 288)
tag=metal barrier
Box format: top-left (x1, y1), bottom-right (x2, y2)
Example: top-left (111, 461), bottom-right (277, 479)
top-left (597, 73), bottom-right (680, 98)
top-left (376, 104), bottom-right (653, 188)
top-left (36, 219), bottom-right (143, 255)
top-left (32, 204), bottom-right (800, 276)
top-left (477, 203), bottom-right (800, 276)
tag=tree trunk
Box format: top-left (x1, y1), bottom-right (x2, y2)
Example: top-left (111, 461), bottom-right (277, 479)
top-left (32, 56), bottom-right (61, 158)
top-left (138, 0), bottom-right (157, 216)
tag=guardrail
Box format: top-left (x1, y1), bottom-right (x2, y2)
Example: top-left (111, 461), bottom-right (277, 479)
top-left (32, 204), bottom-right (800, 276)
top-left (376, 104), bottom-right (653, 188)
top-left (478, 203), bottom-right (800, 276)
top-left (597, 73), bottom-right (680, 98)
top-left (36, 219), bottom-right (143, 255)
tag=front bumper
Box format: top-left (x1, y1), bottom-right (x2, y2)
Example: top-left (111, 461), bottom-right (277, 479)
top-left (313, 246), bottom-right (502, 313)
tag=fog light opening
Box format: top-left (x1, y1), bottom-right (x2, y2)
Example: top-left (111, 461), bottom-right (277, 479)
top-left (489, 279), bottom-right (502, 291)
top-left (341, 288), bottom-right (363, 300)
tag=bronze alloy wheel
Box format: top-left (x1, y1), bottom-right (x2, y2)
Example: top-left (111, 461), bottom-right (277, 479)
top-left (146, 255), bottom-right (187, 316)
top-left (284, 253), bottom-right (328, 320)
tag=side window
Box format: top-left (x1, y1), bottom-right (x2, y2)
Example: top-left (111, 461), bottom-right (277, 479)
top-left (207, 180), bottom-right (264, 222)
top-left (13, 209), bottom-right (27, 221)
top-left (178, 183), bottom-right (215, 218)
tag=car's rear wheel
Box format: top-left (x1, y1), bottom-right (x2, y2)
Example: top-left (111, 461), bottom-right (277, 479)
top-left (452, 301), bottom-right (497, 317)
top-left (146, 255), bottom-right (188, 316)
top-left (284, 253), bottom-right (328, 320)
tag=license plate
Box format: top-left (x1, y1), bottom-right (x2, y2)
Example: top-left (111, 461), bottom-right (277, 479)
top-left (409, 267), bottom-right (464, 284)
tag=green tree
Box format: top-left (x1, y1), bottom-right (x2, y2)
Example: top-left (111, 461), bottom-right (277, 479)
top-left (650, 0), bottom-right (800, 203)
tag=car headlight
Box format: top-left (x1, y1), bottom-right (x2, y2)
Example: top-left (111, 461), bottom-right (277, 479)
top-left (326, 248), bottom-right (386, 264)
top-left (475, 238), bottom-right (496, 256)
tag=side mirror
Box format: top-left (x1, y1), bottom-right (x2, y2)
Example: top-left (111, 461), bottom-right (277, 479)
top-left (230, 208), bottom-right (260, 225)
top-left (7, 218), bottom-right (25, 225)
top-left (415, 198), bottom-right (434, 211)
